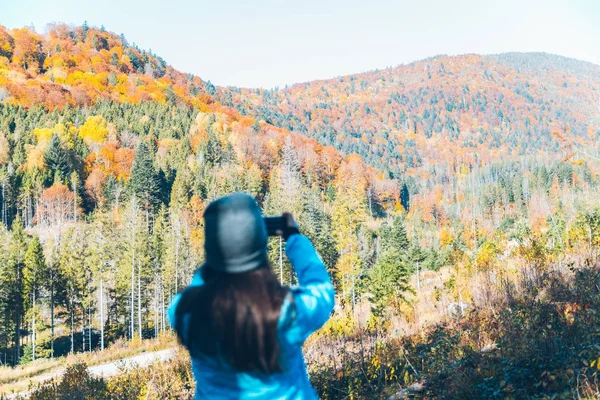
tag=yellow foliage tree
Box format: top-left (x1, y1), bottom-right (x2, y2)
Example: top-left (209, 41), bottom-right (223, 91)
top-left (24, 145), bottom-right (45, 172)
top-left (33, 126), bottom-right (60, 145)
top-left (79, 115), bottom-right (109, 145)
top-left (332, 173), bottom-right (368, 305)
top-left (33, 123), bottom-right (79, 150)
top-left (439, 226), bottom-right (453, 246)
top-left (475, 240), bottom-right (497, 270)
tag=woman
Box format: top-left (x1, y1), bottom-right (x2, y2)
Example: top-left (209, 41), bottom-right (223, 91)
top-left (168, 192), bottom-right (335, 399)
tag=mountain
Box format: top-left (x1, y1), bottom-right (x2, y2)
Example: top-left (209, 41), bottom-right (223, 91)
top-left (0, 23), bottom-right (395, 204)
top-left (0, 23), bottom-right (213, 109)
top-left (0, 23), bottom-right (401, 371)
top-left (2, 23), bottom-right (600, 400)
top-left (224, 52), bottom-right (600, 175)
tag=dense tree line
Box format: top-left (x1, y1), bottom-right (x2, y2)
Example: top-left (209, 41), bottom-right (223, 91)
top-left (0, 97), bottom-right (597, 366)
top-left (0, 99), bottom-right (415, 366)
top-left (225, 53), bottom-right (600, 174)
top-left (1, 24), bottom-right (600, 381)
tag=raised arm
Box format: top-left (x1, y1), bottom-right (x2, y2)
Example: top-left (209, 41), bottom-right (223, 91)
top-left (282, 233), bottom-right (335, 344)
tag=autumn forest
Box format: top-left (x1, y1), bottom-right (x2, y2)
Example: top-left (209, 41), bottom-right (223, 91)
top-left (1, 22), bottom-right (600, 399)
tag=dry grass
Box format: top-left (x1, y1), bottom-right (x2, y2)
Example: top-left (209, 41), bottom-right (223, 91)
top-left (0, 332), bottom-right (177, 395)
top-left (1, 348), bottom-right (194, 400)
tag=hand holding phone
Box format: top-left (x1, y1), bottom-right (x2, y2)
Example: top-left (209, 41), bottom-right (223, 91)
top-left (264, 213), bottom-right (299, 239)
top-left (264, 216), bottom-right (286, 236)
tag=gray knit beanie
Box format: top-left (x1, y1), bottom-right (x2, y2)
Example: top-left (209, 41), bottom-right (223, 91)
top-left (203, 192), bottom-right (268, 274)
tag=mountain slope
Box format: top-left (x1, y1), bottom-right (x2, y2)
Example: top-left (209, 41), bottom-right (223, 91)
top-left (0, 24), bottom-right (402, 375)
top-left (2, 23), bottom-right (600, 400)
top-left (225, 53), bottom-right (600, 174)
top-left (0, 24), bottom-right (397, 205)
top-left (0, 23), bottom-right (214, 109)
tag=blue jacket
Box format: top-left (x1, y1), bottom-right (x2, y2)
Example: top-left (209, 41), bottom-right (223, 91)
top-left (168, 234), bottom-right (335, 399)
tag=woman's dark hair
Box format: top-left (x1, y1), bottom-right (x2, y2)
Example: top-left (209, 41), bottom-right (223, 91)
top-left (175, 264), bottom-right (290, 374)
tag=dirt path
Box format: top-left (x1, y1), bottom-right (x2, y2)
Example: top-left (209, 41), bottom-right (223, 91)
top-left (86, 348), bottom-right (175, 377)
top-left (3, 348), bottom-right (176, 399)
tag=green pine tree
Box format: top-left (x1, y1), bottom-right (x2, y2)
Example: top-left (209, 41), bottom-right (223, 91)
top-left (44, 134), bottom-right (72, 184)
top-left (104, 175), bottom-right (117, 206)
top-left (170, 167), bottom-right (191, 211)
top-left (380, 216), bottom-right (409, 253)
top-left (23, 236), bottom-right (46, 362)
top-left (81, 20), bottom-right (89, 42)
top-left (400, 182), bottom-right (410, 211)
top-left (0, 223), bottom-right (15, 361)
top-left (128, 140), bottom-right (163, 212)
top-left (9, 215), bottom-right (28, 364)
top-left (23, 236), bottom-right (45, 311)
top-left (367, 248), bottom-right (414, 318)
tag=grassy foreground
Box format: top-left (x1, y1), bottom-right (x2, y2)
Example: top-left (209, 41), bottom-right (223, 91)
top-left (0, 333), bottom-right (176, 396)
top-left (2, 262), bottom-right (600, 399)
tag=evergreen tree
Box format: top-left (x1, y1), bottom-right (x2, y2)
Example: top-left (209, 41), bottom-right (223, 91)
top-left (23, 236), bottom-right (46, 362)
top-left (110, 52), bottom-right (119, 66)
top-left (81, 20), bottom-right (89, 42)
top-left (58, 226), bottom-right (90, 354)
top-left (9, 215), bottom-right (27, 364)
top-left (128, 140), bottom-right (163, 213)
top-left (400, 182), bottom-right (410, 211)
top-left (0, 224), bottom-right (15, 361)
top-left (170, 167), bottom-right (192, 210)
top-left (104, 174), bottom-right (117, 206)
top-left (0, 167), bottom-right (12, 226)
top-left (367, 248), bottom-right (413, 318)
top-left (44, 134), bottom-right (72, 184)
top-left (303, 189), bottom-right (337, 271)
top-left (150, 207), bottom-right (167, 335)
top-left (205, 81), bottom-right (216, 96)
top-left (380, 216), bottom-right (409, 253)
top-left (204, 130), bottom-right (224, 166)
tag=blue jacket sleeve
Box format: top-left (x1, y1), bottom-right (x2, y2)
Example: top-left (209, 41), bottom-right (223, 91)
top-left (281, 234), bottom-right (335, 345)
top-left (168, 268), bottom-right (204, 329)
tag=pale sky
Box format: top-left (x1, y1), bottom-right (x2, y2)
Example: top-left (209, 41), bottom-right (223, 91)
top-left (2, 0), bottom-right (599, 89)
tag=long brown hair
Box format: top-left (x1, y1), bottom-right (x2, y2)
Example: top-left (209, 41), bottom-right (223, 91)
top-left (175, 265), bottom-right (290, 374)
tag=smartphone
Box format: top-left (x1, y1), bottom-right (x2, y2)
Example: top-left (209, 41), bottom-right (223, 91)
top-left (264, 216), bottom-right (285, 236)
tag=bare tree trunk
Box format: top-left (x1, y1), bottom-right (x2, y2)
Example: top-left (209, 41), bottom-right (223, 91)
top-left (88, 302), bottom-right (91, 351)
top-left (32, 290), bottom-right (35, 361)
top-left (50, 263), bottom-right (55, 359)
top-left (35, 196), bottom-right (39, 227)
top-left (152, 277), bottom-right (158, 338)
top-left (137, 261), bottom-right (142, 339)
top-left (70, 293), bottom-right (74, 355)
top-left (351, 272), bottom-right (356, 313)
top-left (279, 237), bottom-right (283, 284)
top-left (161, 285), bottom-right (166, 332)
top-left (100, 276), bottom-right (104, 351)
top-left (72, 179), bottom-right (77, 223)
top-left (82, 304), bottom-right (85, 352)
top-left (14, 260), bottom-right (22, 365)
top-left (130, 258), bottom-right (135, 340)
top-left (28, 196), bottom-right (32, 227)
top-left (130, 200), bottom-right (136, 340)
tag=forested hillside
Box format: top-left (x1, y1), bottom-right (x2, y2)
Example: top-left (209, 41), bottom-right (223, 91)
top-left (0, 23), bottom-right (397, 368)
top-left (1, 23), bottom-right (600, 399)
top-left (225, 52), bottom-right (600, 174)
